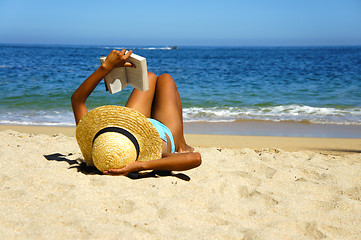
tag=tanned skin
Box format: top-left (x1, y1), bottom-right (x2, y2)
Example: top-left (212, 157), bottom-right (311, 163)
top-left (71, 49), bottom-right (201, 176)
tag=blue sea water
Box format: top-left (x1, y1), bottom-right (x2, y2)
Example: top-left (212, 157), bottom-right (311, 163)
top-left (0, 44), bottom-right (361, 126)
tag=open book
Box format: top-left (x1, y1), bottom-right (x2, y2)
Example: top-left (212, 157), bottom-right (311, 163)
top-left (100, 52), bottom-right (149, 94)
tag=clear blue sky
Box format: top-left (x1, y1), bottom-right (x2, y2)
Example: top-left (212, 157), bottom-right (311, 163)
top-left (1, 0), bottom-right (360, 46)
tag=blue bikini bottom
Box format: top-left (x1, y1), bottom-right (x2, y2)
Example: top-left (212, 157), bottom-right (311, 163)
top-left (148, 118), bottom-right (175, 153)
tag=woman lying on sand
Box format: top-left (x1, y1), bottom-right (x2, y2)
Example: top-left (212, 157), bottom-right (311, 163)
top-left (71, 49), bottom-right (201, 176)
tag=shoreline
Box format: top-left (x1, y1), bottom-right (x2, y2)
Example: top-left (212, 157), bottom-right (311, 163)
top-left (1, 124), bottom-right (360, 155)
top-left (2, 119), bottom-right (361, 138)
top-left (184, 120), bottom-right (361, 139)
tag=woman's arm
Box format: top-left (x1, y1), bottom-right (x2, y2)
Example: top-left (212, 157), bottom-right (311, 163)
top-left (71, 49), bottom-right (133, 125)
top-left (103, 152), bottom-right (202, 176)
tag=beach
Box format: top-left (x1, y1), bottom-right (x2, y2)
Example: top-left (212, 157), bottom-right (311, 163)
top-left (1, 45), bottom-right (361, 239)
top-left (1, 124), bottom-right (360, 239)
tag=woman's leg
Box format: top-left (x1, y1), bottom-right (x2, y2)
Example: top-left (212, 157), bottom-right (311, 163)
top-left (150, 73), bottom-right (193, 152)
top-left (125, 72), bottom-right (157, 117)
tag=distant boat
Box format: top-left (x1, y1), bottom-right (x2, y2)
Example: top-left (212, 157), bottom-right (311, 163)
top-left (169, 46), bottom-right (179, 50)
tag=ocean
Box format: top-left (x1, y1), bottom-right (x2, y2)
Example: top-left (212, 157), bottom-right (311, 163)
top-left (1, 44), bottom-right (361, 127)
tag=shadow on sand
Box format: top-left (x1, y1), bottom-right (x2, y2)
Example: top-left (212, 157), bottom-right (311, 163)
top-left (44, 153), bottom-right (191, 181)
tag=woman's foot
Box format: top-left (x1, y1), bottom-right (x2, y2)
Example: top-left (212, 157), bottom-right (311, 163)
top-left (178, 144), bottom-right (194, 153)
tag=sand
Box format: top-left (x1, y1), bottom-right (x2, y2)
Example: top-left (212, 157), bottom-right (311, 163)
top-left (1, 126), bottom-right (361, 239)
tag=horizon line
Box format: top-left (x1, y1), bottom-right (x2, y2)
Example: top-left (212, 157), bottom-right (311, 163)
top-left (1, 42), bottom-right (361, 48)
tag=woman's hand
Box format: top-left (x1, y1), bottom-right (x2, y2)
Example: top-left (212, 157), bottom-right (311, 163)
top-left (103, 152), bottom-right (202, 176)
top-left (71, 49), bottom-right (135, 125)
top-left (101, 49), bottom-right (133, 72)
top-left (103, 161), bottom-right (144, 176)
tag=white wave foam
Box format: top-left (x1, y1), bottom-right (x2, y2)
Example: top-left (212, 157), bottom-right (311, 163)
top-left (0, 110), bottom-right (75, 126)
top-left (183, 105), bottom-right (361, 125)
top-left (1, 105), bottom-right (360, 126)
top-left (0, 120), bottom-right (75, 126)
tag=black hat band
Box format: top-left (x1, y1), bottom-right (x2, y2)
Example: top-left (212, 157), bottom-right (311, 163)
top-left (92, 127), bottom-right (140, 160)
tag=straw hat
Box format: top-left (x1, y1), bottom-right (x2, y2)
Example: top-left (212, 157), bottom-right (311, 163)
top-left (76, 105), bottom-right (162, 172)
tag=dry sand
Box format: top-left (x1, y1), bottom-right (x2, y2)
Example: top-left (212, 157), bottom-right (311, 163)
top-left (1, 126), bottom-right (361, 239)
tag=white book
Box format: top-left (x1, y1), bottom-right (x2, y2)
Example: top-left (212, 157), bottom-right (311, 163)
top-left (100, 52), bottom-right (149, 94)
